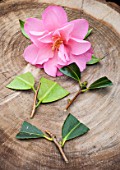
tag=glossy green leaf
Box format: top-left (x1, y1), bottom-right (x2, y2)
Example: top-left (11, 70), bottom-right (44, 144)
top-left (37, 77), bottom-right (69, 105)
top-left (60, 63), bottom-right (81, 81)
top-left (19, 20), bottom-right (29, 39)
top-left (62, 114), bottom-right (89, 146)
top-left (87, 55), bottom-right (104, 65)
top-left (89, 76), bottom-right (113, 90)
top-left (16, 121), bottom-right (45, 139)
top-left (6, 72), bottom-right (35, 91)
top-left (84, 28), bottom-right (93, 39)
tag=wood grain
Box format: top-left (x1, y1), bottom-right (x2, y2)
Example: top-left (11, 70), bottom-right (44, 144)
top-left (0, 0), bottom-right (120, 169)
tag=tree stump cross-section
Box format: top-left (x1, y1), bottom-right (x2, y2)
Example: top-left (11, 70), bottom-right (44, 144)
top-left (0, 0), bottom-right (120, 169)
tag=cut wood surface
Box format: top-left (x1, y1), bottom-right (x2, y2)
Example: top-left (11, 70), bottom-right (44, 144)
top-left (0, 0), bottom-right (120, 169)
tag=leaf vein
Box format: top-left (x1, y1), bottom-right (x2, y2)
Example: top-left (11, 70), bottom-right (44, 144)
top-left (19, 131), bottom-right (43, 137)
top-left (64, 122), bottom-right (80, 141)
top-left (17, 76), bottom-right (33, 87)
top-left (68, 66), bottom-right (79, 81)
top-left (40, 82), bottom-right (57, 102)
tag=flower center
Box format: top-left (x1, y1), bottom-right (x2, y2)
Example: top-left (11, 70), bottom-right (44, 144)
top-left (52, 37), bottom-right (63, 51)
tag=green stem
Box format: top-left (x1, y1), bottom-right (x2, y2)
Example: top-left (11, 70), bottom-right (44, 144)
top-left (32, 86), bottom-right (36, 93)
top-left (78, 80), bottom-right (82, 89)
top-left (36, 100), bottom-right (42, 108)
top-left (44, 135), bottom-right (53, 141)
top-left (60, 140), bottom-right (65, 148)
top-left (81, 88), bottom-right (89, 93)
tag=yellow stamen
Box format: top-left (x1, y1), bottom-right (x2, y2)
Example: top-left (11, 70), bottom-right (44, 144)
top-left (52, 37), bottom-right (63, 51)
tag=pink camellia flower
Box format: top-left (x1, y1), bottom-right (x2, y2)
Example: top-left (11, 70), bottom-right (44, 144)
top-left (24, 5), bottom-right (93, 77)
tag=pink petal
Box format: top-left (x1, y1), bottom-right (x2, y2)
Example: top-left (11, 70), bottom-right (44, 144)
top-left (53, 23), bottom-right (74, 42)
top-left (58, 44), bottom-right (69, 62)
top-left (43, 54), bottom-right (58, 77)
top-left (30, 31), bottom-right (45, 36)
top-left (69, 38), bottom-right (91, 55)
top-left (38, 32), bottom-right (53, 43)
top-left (23, 44), bottom-right (39, 65)
top-left (64, 46), bottom-right (70, 61)
top-left (70, 19), bottom-right (89, 40)
top-left (70, 55), bottom-right (86, 71)
top-left (24, 18), bottom-right (46, 47)
top-left (42, 6), bottom-right (67, 31)
top-left (24, 18), bottom-right (45, 35)
top-left (83, 48), bottom-right (93, 62)
top-left (29, 31), bottom-right (52, 47)
top-left (23, 44), bottom-right (54, 65)
top-left (36, 44), bottom-right (54, 64)
top-left (56, 70), bottom-right (63, 76)
top-left (58, 44), bottom-right (66, 62)
top-left (43, 52), bottom-right (65, 77)
top-left (56, 65), bottom-right (64, 76)
top-left (69, 48), bottom-right (93, 71)
top-left (35, 64), bottom-right (43, 68)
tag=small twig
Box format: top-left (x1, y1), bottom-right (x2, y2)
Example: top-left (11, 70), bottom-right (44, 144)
top-left (65, 90), bottom-right (81, 111)
top-left (30, 83), bottom-right (40, 118)
top-left (45, 130), bottom-right (69, 163)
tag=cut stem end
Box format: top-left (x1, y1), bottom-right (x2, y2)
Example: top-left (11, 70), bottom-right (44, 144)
top-left (45, 130), bottom-right (69, 163)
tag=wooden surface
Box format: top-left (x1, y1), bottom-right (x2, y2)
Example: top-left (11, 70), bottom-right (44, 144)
top-left (0, 0), bottom-right (120, 169)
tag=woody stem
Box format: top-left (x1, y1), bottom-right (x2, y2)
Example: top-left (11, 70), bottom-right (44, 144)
top-left (45, 130), bottom-right (69, 163)
top-left (65, 90), bottom-right (81, 111)
top-left (30, 83), bottom-right (40, 118)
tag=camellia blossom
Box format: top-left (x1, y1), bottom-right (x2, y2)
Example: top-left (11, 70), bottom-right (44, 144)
top-left (23, 5), bottom-right (93, 77)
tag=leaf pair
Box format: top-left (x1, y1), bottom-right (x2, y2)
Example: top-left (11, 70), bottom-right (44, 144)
top-left (60, 63), bottom-right (113, 110)
top-left (60, 63), bottom-right (113, 90)
top-left (16, 113), bottom-right (89, 162)
top-left (6, 72), bottom-right (69, 117)
top-left (16, 113), bottom-right (89, 147)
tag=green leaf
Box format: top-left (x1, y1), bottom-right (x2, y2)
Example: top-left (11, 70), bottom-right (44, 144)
top-left (60, 63), bottom-right (81, 82)
top-left (37, 77), bottom-right (69, 105)
top-left (6, 72), bottom-right (35, 91)
top-left (84, 28), bottom-right (93, 39)
top-left (19, 20), bottom-right (29, 39)
top-left (62, 114), bottom-right (89, 146)
top-left (16, 121), bottom-right (45, 139)
top-left (87, 55), bottom-right (104, 65)
top-left (89, 76), bottom-right (113, 90)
